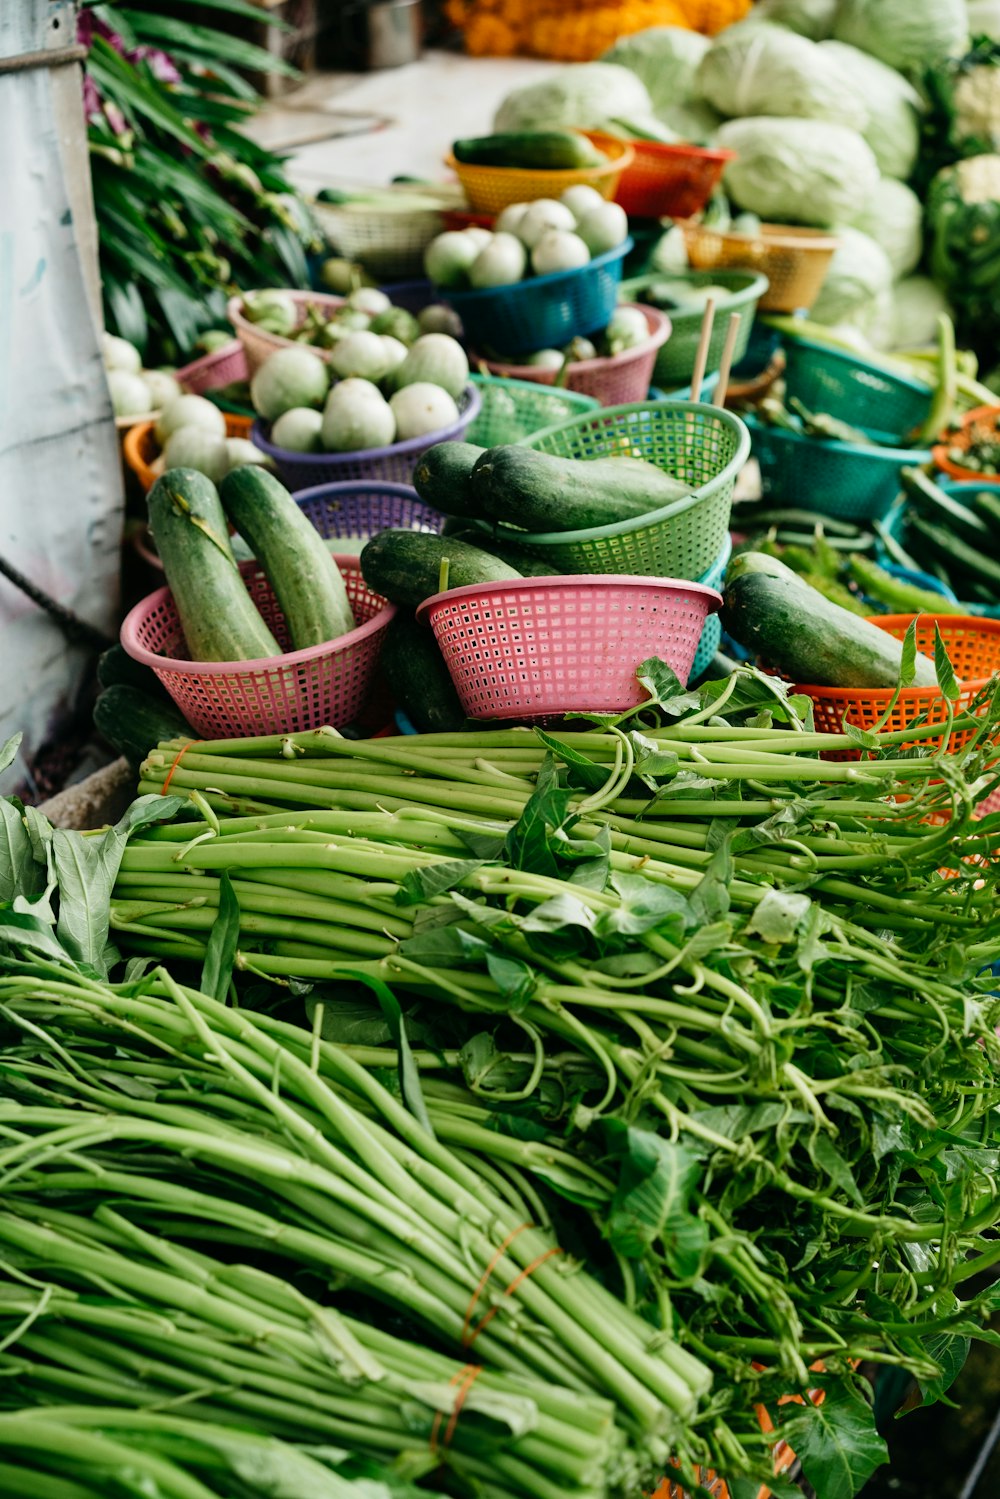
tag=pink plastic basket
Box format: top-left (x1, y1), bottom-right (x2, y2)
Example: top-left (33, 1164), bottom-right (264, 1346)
top-left (120, 555), bottom-right (394, 738)
top-left (251, 383), bottom-right (482, 489)
top-left (175, 340), bottom-right (248, 394)
top-left (477, 304), bottom-right (670, 407)
top-left (227, 291), bottom-right (345, 376)
top-left (417, 574), bottom-right (721, 725)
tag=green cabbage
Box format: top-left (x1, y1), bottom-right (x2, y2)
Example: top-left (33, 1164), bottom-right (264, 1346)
top-left (493, 64), bottom-right (652, 133)
top-left (750, 0), bottom-right (838, 39)
top-left (810, 227), bottom-right (896, 347)
top-left (848, 179), bottom-right (924, 278)
top-left (697, 21), bottom-right (865, 125)
top-left (601, 28), bottom-right (721, 142)
top-left (716, 117), bottom-right (879, 227)
top-left (967, 0), bottom-right (1000, 40)
top-left (832, 0), bottom-right (968, 75)
top-left (888, 276), bottom-right (954, 348)
top-left (819, 42), bottom-right (922, 179)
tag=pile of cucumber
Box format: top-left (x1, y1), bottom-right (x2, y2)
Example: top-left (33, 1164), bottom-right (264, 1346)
top-left (881, 468), bottom-right (1000, 605)
top-left (147, 465), bottom-right (357, 663)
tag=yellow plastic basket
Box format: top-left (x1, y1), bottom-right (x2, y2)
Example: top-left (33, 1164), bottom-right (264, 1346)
top-left (445, 138), bottom-right (634, 215)
top-left (677, 220), bottom-right (838, 314)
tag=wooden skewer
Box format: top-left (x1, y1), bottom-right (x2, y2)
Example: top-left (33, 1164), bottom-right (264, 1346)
top-left (689, 297), bottom-right (716, 402)
top-left (712, 312), bottom-right (743, 408)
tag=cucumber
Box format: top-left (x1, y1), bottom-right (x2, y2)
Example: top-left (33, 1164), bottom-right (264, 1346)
top-left (97, 643), bottom-right (171, 700)
top-left (380, 614), bottom-right (466, 733)
top-left (220, 467), bottom-right (356, 650)
top-left (907, 514), bottom-right (1000, 591)
top-left (94, 685), bottom-right (194, 770)
top-left (147, 469), bottom-right (281, 663)
top-left (413, 442), bottom-right (486, 518)
top-left (470, 446), bottom-right (691, 532)
top-left (440, 520), bottom-right (558, 575)
top-left (360, 530), bottom-right (522, 612)
top-left (452, 131), bottom-right (604, 170)
top-left (900, 467), bottom-right (991, 549)
top-left (967, 487), bottom-right (1000, 532)
top-left (721, 555), bottom-right (939, 689)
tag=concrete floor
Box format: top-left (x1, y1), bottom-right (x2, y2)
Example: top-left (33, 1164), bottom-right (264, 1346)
top-left (241, 50), bottom-right (553, 192)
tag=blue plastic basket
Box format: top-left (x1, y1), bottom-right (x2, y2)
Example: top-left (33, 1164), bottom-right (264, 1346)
top-left (744, 412), bottom-right (933, 523)
top-left (876, 481), bottom-right (1000, 617)
top-left (378, 279), bottom-right (435, 314)
top-left (437, 241), bottom-right (632, 355)
top-left (782, 338), bottom-right (933, 444)
top-left (690, 535), bottom-right (732, 681)
top-left (294, 479), bottom-right (445, 545)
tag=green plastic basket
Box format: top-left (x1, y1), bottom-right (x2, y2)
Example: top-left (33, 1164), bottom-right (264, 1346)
top-left (467, 375), bottom-right (599, 448)
top-left (617, 269), bottom-right (768, 388)
top-left (782, 338), bottom-right (932, 444)
top-left (466, 401), bottom-right (750, 580)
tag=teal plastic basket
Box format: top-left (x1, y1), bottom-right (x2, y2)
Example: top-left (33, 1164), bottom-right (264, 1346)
top-left (464, 401), bottom-right (750, 581)
top-left (781, 338), bottom-right (933, 444)
top-left (653, 371), bottom-right (721, 402)
top-left (618, 269), bottom-right (768, 387)
top-left (467, 375), bottom-right (598, 447)
top-left (877, 482), bottom-right (1000, 617)
top-left (690, 534), bottom-right (732, 681)
top-left (745, 412), bottom-right (932, 523)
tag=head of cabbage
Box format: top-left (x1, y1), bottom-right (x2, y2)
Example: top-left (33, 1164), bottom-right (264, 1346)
top-left (697, 20), bottom-right (866, 127)
top-left (832, 0), bottom-right (968, 75)
top-left (818, 41), bottom-right (923, 179)
top-left (601, 28), bottom-right (721, 142)
top-left (750, 0), bottom-right (838, 40)
top-left (809, 226), bottom-right (895, 347)
top-left (888, 276), bottom-right (954, 349)
top-left (493, 64), bottom-right (652, 133)
top-left (848, 178), bottom-right (924, 279)
top-left (716, 117), bottom-right (879, 228)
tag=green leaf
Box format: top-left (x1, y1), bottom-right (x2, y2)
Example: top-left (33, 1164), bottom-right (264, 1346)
top-left (917, 1332), bottom-right (971, 1407)
top-left (842, 721), bottom-right (881, 752)
top-left (87, 38), bottom-right (210, 154)
top-left (626, 731), bottom-right (681, 790)
top-left (688, 841), bottom-right (732, 926)
top-left (0, 802), bottom-right (44, 907)
top-left (0, 912), bottom-right (77, 968)
top-left (535, 730), bottom-right (608, 791)
top-left (200, 871), bottom-right (239, 1002)
top-left (599, 872), bottom-right (689, 938)
top-left (338, 969), bottom-right (434, 1136)
top-left (899, 618), bottom-right (918, 688)
top-left (504, 754), bottom-right (573, 879)
top-left (396, 860), bottom-right (483, 906)
top-left (0, 734), bottom-right (21, 778)
top-left (746, 889), bottom-right (812, 945)
top-left (126, 14), bottom-right (298, 77)
top-left (780, 1381), bottom-right (887, 1499)
top-left (636, 658), bottom-right (701, 717)
top-left (934, 624), bottom-right (960, 702)
top-left (809, 1134), bottom-right (864, 1206)
top-left (484, 951), bottom-right (536, 1011)
top-left (604, 1121), bottom-right (707, 1272)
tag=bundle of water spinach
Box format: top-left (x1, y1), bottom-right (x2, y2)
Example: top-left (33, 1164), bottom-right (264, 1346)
top-left (118, 659), bottom-right (1000, 1499)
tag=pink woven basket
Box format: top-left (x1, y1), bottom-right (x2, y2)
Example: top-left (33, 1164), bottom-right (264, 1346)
top-left (477, 305), bottom-right (670, 407)
top-left (175, 340), bottom-right (248, 394)
top-left (120, 555), bottom-right (394, 738)
top-left (416, 574), bottom-right (720, 725)
top-left (227, 291), bottom-right (346, 376)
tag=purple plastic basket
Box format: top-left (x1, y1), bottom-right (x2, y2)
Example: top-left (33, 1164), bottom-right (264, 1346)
top-left (438, 240), bottom-right (632, 355)
top-left (294, 479), bottom-right (447, 541)
top-left (252, 382), bottom-right (482, 488)
top-left (378, 279), bottom-right (435, 315)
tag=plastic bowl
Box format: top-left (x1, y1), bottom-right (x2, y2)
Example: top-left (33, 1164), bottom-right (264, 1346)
top-left (932, 403), bottom-right (1000, 484)
top-left (676, 220), bottom-right (837, 314)
top-left (227, 290), bottom-right (345, 376)
top-left (475, 303), bottom-right (670, 407)
top-left (782, 338), bottom-right (932, 444)
top-left (123, 413), bottom-right (254, 495)
top-left (876, 481), bottom-right (1000, 617)
top-left (120, 555), bottom-right (395, 738)
top-left (618, 270), bottom-right (769, 387)
top-left (588, 133), bottom-right (735, 220)
top-left (437, 240), bottom-right (632, 355)
top-left (466, 375), bottom-right (599, 447)
top-left (445, 139), bottom-right (634, 215)
top-left (175, 340), bottom-right (248, 395)
top-left (251, 382), bottom-right (482, 489)
top-left (417, 573), bottom-right (721, 724)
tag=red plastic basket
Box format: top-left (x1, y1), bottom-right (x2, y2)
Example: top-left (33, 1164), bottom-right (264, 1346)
top-left (175, 340), bottom-right (248, 394)
top-left (120, 556), bottom-right (394, 738)
top-left (588, 133), bottom-right (736, 220)
top-left (476, 304), bottom-right (670, 406)
top-left (417, 574), bottom-right (721, 724)
top-left (792, 614), bottom-right (1000, 755)
top-left (932, 403), bottom-right (1000, 484)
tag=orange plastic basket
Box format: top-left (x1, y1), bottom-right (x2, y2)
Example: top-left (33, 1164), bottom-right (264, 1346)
top-left (445, 138), bottom-right (634, 215)
top-left (792, 614), bottom-right (1000, 754)
top-left (589, 133), bottom-right (735, 221)
top-left (123, 413), bottom-right (254, 495)
top-left (932, 403), bottom-right (1000, 484)
top-left (677, 220), bottom-right (838, 314)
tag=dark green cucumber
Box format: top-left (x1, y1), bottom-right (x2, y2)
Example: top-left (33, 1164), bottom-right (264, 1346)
top-left (721, 556), bottom-right (938, 688)
top-left (360, 531), bottom-right (522, 612)
top-left (94, 685), bottom-right (194, 770)
top-left (380, 615), bottom-right (466, 733)
top-left (967, 486), bottom-right (1000, 531)
top-left (471, 447), bottom-right (691, 532)
top-left (413, 442), bottom-right (486, 518)
top-left (452, 131), bottom-right (604, 169)
top-left (440, 520), bottom-right (558, 575)
top-left (900, 467), bottom-right (991, 548)
top-left (907, 513), bottom-right (1000, 590)
top-left (148, 468), bottom-right (281, 663)
top-left (97, 643), bottom-right (171, 700)
top-left (220, 467), bottom-right (355, 649)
